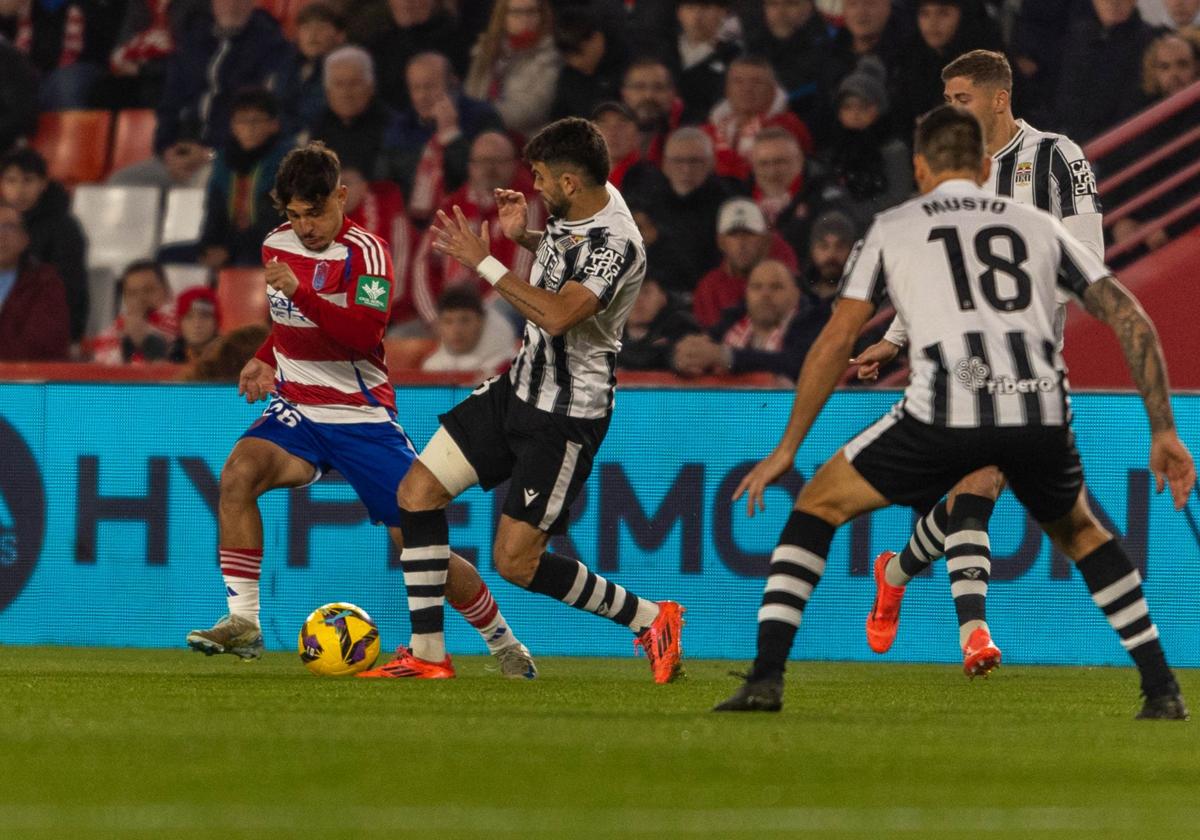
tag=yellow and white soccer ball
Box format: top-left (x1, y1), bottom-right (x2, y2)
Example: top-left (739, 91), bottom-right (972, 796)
top-left (298, 602), bottom-right (381, 676)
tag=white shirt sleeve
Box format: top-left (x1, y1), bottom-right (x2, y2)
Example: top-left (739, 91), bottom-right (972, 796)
top-left (882, 312), bottom-right (908, 347)
top-left (837, 222), bottom-right (889, 307)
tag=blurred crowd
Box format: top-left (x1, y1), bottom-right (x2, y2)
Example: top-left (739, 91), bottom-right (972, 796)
top-left (1, 0), bottom-right (1198, 381)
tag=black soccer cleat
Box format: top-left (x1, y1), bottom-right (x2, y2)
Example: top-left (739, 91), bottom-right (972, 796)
top-left (1136, 693), bottom-right (1190, 721)
top-left (713, 675), bottom-right (783, 712)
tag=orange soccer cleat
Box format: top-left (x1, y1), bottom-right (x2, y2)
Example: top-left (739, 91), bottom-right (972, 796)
top-left (962, 627), bottom-right (1002, 678)
top-left (356, 647), bottom-right (455, 679)
top-left (635, 601), bottom-right (685, 684)
top-left (866, 551), bottom-right (905, 654)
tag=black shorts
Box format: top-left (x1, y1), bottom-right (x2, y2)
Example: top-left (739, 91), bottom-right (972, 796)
top-left (439, 373), bottom-right (609, 534)
top-left (845, 406), bottom-right (1084, 522)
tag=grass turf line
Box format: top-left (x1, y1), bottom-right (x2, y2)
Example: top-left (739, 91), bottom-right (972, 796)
top-left (2, 647), bottom-right (1197, 839)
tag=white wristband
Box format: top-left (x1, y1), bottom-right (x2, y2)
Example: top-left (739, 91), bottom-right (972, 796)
top-left (476, 256), bottom-right (508, 287)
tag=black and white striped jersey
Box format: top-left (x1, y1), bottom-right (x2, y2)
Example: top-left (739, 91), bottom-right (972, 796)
top-left (840, 179), bottom-right (1110, 429)
top-left (509, 182), bottom-right (646, 420)
top-left (884, 119), bottom-right (1103, 348)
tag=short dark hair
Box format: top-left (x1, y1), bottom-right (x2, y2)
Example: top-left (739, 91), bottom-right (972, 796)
top-left (272, 141), bottom-right (341, 212)
top-left (523, 117), bottom-right (610, 186)
top-left (295, 2), bottom-right (345, 29)
top-left (941, 49), bottom-right (1013, 92)
top-left (0, 147), bottom-right (48, 178)
top-left (915, 105), bottom-right (985, 173)
top-left (730, 54), bottom-right (775, 75)
top-left (623, 55), bottom-right (674, 87)
top-left (120, 259), bottom-right (168, 289)
top-left (437, 285), bottom-right (484, 315)
top-left (554, 7), bottom-right (601, 55)
top-left (230, 87), bottom-right (280, 120)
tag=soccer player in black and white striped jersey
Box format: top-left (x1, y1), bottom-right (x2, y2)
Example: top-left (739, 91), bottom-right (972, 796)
top-left (714, 106), bottom-right (1195, 718)
top-left (854, 50), bottom-right (1106, 676)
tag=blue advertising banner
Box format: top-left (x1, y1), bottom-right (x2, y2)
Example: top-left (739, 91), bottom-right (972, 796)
top-left (0, 383), bottom-right (1197, 667)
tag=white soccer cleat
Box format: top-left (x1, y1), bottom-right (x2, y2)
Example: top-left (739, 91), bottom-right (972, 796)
top-left (186, 614), bottom-right (264, 660)
top-left (494, 641), bottom-right (538, 679)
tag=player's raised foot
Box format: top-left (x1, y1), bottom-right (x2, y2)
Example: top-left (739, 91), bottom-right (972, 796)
top-left (713, 674), bottom-right (784, 712)
top-left (186, 614), bottom-right (263, 660)
top-left (356, 647), bottom-right (455, 679)
top-left (962, 626), bottom-right (1002, 678)
top-left (634, 601), bottom-right (685, 684)
top-left (865, 550), bottom-right (905, 654)
top-left (1136, 692), bottom-right (1189, 721)
top-left (494, 641), bottom-right (538, 680)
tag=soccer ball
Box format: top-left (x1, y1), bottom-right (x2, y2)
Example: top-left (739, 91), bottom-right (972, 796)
top-left (298, 602), bottom-right (381, 676)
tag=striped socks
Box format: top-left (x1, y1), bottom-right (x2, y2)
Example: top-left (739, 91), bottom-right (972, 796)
top-left (943, 494), bottom-right (995, 649)
top-left (885, 500), bottom-right (949, 586)
top-left (399, 508), bottom-right (450, 663)
top-left (752, 511), bottom-right (835, 680)
top-left (1076, 539), bottom-right (1177, 698)
top-left (220, 547), bottom-right (262, 623)
top-left (449, 583), bottom-right (516, 653)
top-left (528, 552), bottom-right (660, 633)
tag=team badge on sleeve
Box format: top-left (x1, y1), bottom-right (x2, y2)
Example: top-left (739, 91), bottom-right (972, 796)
top-left (1070, 159), bottom-right (1097, 197)
top-left (354, 275), bottom-right (391, 312)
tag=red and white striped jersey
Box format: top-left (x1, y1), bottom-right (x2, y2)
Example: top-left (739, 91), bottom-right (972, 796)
top-left (255, 216), bottom-right (396, 423)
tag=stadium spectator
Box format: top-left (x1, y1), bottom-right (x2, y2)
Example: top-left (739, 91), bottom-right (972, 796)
top-left (279, 3), bottom-right (347, 134)
top-left (421, 285), bottom-right (517, 377)
top-left (692, 197), bottom-right (799, 329)
top-left (748, 126), bottom-right (846, 258)
top-left (154, 0), bottom-right (294, 153)
top-left (813, 0), bottom-right (907, 141)
top-left (168, 285), bottom-right (220, 364)
top-left (0, 148), bottom-right (87, 343)
top-left (341, 164), bottom-right (413, 320)
top-left (741, 0), bottom-right (830, 122)
top-left (1052, 0), bottom-right (1156, 142)
top-left (591, 101), bottom-right (659, 197)
top-left (550, 6), bottom-right (624, 121)
top-left (362, 0), bottom-right (466, 112)
top-left (108, 116), bottom-right (212, 191)
top-left (639, 127), bottom-right (730, 295)
top-left (199, 89), bottom-right (291, 269)
top-left (620, 57), bottom-right (683, 165)
top-left (464, 0), bottom-right (562, 138)
top-left (1139, 29), bottom-right (1199, 102)
top-left (1009, 0), bottom-right (1073, 124)
top-left (0, 204), bottom-right (69, 361)
top-left (0, 33), bottom-right (38, 153)
top-left (891, 0), bottom-right (1004, 136)
top-left (103, 0), bottom-right (206, 108)
top-left (703, 54), bottom-right (815, 180)
top-left (821, 57), bottom-right (913, 230)
top-left (801, 210), bottom-right (857, 304)
top-left (673, 258), bottom-right (825, 382)
top-left (89, 260), bottom-right (176, 364)
top-left (1138, 0), bottom-right (1200, 29)
top-left (180, 321), bottom-right (267, 381)
top-left (409, 131), bottom-right (541, 332)
top-left (662, 0), bottom-right (742, 124)
top-left (0, 0), bottom-right (123, 109)
top-left (376, 51), bottom-right (503, 223)
top-left (592, 0), bottom-right (677, 57)
top-left (303, 46), bottom-right (395, 177)
top-left (617, 277), bottom-right (699, 371)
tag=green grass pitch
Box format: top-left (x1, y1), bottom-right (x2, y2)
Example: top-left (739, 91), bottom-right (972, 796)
top-left (3, 648), bottom-right (1198, 839)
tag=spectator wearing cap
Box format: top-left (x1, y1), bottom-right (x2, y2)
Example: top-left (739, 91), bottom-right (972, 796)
top-left (673, 258), bottom-right (825, 382)
top-left (821, 57), bottom-right (913, 231)
top-left (749, 126), bottom-right (846, 258)
top-left (703, 55), bottom-right (815, 181)
top-left (361, 0), bottom-right (467, 113)
top-left (422, 286), bottom-right (518, 378)
top-left (377, 51), bottom-right (503, 224)
top-left (464, 0), bottom-right (562, 138)
top-left (618, 277), bottom-right (700, 371)
top-left (742, 0), bottom-right (831, 123)
top-left (662, 0), bottom-right (743, 125)
top-left (304, 46), bottom-right (397, 177)
top-left (0, 33), bottom-right (38, 154)
top-left (592, 102), bottom-right (660, 198)
top-left (408, 131), bottom-right (542, 335)
top-left (199, 88), bottom-right (291, 269)
top-left (802, 211), bottom-right (857, 303)
top-left (620, 57), bottom-right (684, 165)
top-left (280, 3), bottom-right (347, 135)
top-left (0, 204), bottom-right (70, 361)
top-left (0, 148), bottom-right (88, 343)
top-left (551, 6), bottom-right (625, 120)
top-left (154, 0), bottom-right (294, 153)
top-left (169, 285), bottom-right (220, 363)
top-left (89, 260), bottom-right (177, 364)
top-left (691, 197), bottom-right (799, 329)
top-left (108, 116), bottom-right (212, 191)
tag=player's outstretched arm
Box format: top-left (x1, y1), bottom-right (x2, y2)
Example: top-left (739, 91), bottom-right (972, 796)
top-left (1081, 276), bottom-right (1196, 508)
top-left (733, 299), bottom-right (875, 516)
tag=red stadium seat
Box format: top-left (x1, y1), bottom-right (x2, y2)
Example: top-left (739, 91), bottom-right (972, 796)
top-left (109, 109), bottom-right (157, 175)
top-left (31, 110), bottom-right (114, 186)
top-left (384, 337), bottom-right (438, 371)
top-left (217, 268), bottom-right (270, 330)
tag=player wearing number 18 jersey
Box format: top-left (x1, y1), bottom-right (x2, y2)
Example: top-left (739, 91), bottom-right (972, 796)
top-left (714, 107), bottom-right (1194, 717)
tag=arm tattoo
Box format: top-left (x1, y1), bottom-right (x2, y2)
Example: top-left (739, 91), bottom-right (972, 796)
top-left (1082, 277), bottom-right (1175, 433)
top-left (498, 280), bottom-right (548, 318)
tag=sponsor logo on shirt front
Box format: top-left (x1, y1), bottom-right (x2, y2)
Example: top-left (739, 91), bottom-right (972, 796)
top-left (954, 355), bottom-right (1055, 395)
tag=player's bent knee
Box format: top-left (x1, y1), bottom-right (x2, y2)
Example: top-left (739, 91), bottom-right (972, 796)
top-left (396, 462), bottom-right (453, 511)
